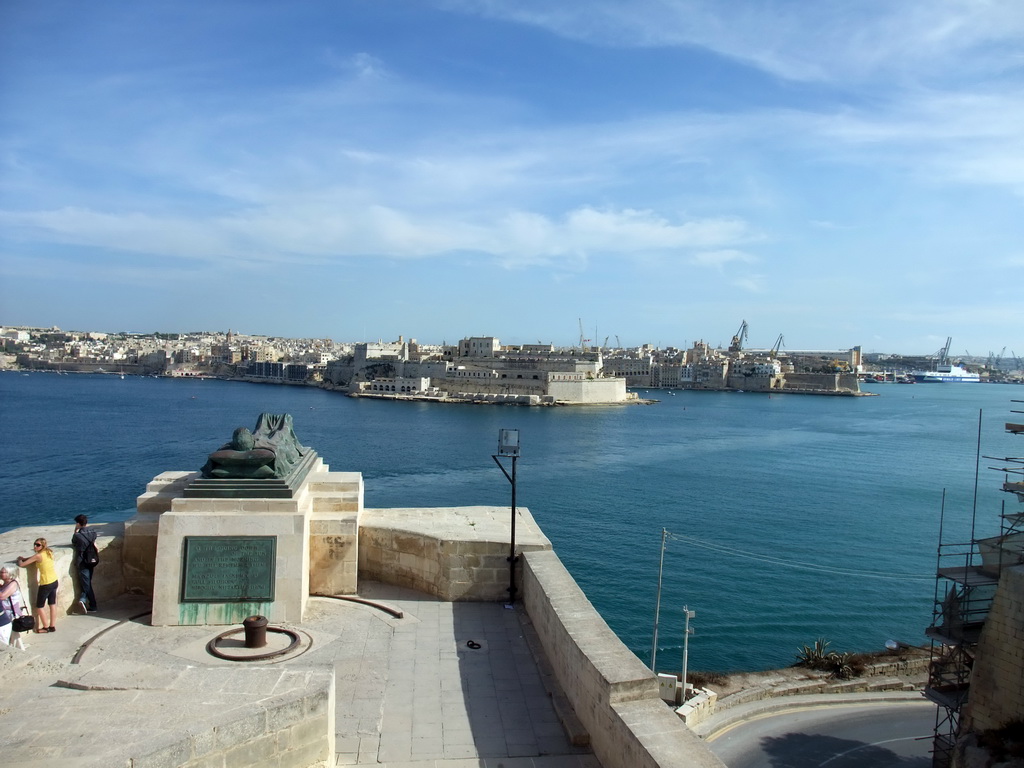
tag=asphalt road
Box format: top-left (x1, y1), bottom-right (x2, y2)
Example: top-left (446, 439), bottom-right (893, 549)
top-left (706, 700), bottom-right (936, 768)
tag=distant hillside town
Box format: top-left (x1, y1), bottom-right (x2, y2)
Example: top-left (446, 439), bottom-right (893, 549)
top-left (3, 323), bottom-right (1017, 403)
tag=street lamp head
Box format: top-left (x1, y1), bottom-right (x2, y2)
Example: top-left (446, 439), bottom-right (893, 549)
top-left (497, 428), bottom-right (520, 457)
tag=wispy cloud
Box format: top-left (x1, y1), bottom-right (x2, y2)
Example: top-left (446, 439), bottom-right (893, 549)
top-left (0, 202), bottom-right (756, 270)
top-left (690, 249), bottom-right (757, 268)
top-left (2, 0), bottom-right (1021, 349)
top-left (443, 0), bottom-right (1024, 84)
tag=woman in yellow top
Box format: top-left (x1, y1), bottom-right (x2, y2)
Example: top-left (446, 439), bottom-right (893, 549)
top-left (16, 537), bottom-right (59, 633)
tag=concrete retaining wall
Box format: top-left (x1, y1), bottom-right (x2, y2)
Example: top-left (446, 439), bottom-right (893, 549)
top-left (521, 549), bottom-right (726, 768)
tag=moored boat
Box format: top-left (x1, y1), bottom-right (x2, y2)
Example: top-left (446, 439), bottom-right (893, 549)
top-left (911, 363), bottom-right (980, 383)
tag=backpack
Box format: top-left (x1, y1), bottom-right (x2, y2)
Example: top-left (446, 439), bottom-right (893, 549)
top-left (80, 535), bottom-right (100, 567)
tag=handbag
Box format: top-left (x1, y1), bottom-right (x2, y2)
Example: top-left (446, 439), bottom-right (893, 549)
top-left (7, 585), bottom-right (34, 633)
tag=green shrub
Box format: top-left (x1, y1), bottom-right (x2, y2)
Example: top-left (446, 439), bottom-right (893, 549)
top-left (795, 638), bottom-right (863, 679)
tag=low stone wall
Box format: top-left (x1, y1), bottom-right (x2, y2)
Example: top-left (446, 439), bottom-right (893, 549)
top-left (686, 664), bottom-right (927, 731)
top-left (358, 506), bottom-right (552, 600)
top-left (0, 523), bottom-right (125, 617)
top-left (520, 549), bottom-right (726, 768)
top-left (131, 670), bottom-right (334, 768)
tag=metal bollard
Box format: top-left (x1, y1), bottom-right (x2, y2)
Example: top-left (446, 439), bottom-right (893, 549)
top-left (242, 615), bottom-right (268, 648)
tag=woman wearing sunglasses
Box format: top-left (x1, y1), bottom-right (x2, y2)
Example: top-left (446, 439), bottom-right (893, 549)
top-left (16, 538), bottom-right (59, 633)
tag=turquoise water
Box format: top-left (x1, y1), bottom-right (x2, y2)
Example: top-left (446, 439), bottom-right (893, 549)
top-left (1, 371), bottom-right (1019, 672)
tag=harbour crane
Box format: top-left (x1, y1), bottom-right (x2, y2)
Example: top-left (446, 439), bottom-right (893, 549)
top-left (728, 320), bottom-right (748, 353)
top-left (615, 335), bottom-right (621, 348)
top-left (770, 334), bottom-right (785, 358)
top-left (936, 337), bottom-right (952, 365)
top-left (576, 318), bottom-right (590, 351)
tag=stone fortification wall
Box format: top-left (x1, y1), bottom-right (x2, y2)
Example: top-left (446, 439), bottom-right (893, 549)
top-left (431, 374), bottom-right (547, 398)
top-left (358, 506), bottom-right (552, 600)
top-left (521, 549), bottom-right (726, 768)
top-left (725, 374), bottom-right (778, 392)
top-left (782, 372), bottom-right (859, 392)
top-left (547, 377), bottom-right (627, 403)
top-left (0, 523), bottom-right (125, 616)
top-left (963, 564), bottom-right (1024, 733)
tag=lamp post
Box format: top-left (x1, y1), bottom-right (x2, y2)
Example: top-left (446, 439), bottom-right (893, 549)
top-left (492, 429), bottom-right (520, 604)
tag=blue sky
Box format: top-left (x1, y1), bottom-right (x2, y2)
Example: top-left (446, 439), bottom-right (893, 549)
top-left (1, 0), bottom-right (1022, 354)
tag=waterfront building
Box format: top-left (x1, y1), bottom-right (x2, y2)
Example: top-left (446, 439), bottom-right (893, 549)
top-left (457, 335), bottom-right (501, 357)
top-left (355, 375), bottom-right (435, 394)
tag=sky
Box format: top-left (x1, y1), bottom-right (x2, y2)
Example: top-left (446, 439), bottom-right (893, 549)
top-left (1, 1), bottom-right (1022, 355)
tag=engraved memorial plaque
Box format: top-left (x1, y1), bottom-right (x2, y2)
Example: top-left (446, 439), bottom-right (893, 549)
top-left (181, 536), bottom-right (276, 602)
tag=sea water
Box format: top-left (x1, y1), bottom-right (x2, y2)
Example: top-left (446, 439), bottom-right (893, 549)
top-left (1, 370), bottom-right (1019, 672)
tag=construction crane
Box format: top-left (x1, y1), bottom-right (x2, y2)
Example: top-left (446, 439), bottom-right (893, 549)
top-left (728, 320), bottom-right (748, 353)
top-left (770, 334), bottom-right (785, 358)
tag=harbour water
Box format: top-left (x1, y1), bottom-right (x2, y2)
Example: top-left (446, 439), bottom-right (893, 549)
top-left (2, 370), bottom-right (1019, 673)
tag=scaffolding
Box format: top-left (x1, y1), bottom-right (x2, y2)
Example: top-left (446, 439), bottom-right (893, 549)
top-left (926, 402), bottom-right (1024, 767)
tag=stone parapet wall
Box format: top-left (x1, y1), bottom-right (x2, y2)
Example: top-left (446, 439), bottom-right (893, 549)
top-left (358, 506), bottom-right (552, 600)
top-left (133, 671), bottom-right (334, 768)
top-left (0, 523), bottom-right (125, 617)
top-left (963, 564), bottom-right (1024, 733)
top-left (520, 549), bottom-right (726, 768)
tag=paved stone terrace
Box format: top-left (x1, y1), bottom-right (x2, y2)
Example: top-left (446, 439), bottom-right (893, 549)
top-left (0, 583), bottom-right (600, 768)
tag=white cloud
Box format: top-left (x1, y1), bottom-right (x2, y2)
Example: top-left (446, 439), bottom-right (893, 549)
top-left (444, 0), bottom-right (1024, 84)
top-left (732, 275), bottom-right (767, 294)
top-left (0, 202), bottom-right (755, 270)
top-left (690, 249), bottom-right (757, 268)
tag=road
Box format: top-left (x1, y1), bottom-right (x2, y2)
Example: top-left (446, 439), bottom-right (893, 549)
top-left (706, 700), bottom-right (936, 767)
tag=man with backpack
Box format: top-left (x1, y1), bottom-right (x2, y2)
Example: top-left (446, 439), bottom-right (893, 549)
top-left (72, 514), bottom-right (99, 614)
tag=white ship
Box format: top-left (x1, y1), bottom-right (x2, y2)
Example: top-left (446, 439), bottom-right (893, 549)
top-left (912, 363), bottom-right (980, 383)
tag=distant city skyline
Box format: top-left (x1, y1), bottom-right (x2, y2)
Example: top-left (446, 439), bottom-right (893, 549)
top-left (1, 1), bottom-right (1022, 356)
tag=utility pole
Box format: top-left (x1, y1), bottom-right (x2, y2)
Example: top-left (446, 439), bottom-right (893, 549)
top-left (650, 528), bottom-right (668, 672)
top-left (681, 606), bottom-right (695, 700)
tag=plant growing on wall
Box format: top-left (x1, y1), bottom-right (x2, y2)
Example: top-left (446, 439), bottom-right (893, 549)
top-left (795, 638), bottom-right (863, 679)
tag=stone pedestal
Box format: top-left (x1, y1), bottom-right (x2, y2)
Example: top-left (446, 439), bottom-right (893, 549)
top-left (137, 457), bottom-right (364, 627)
